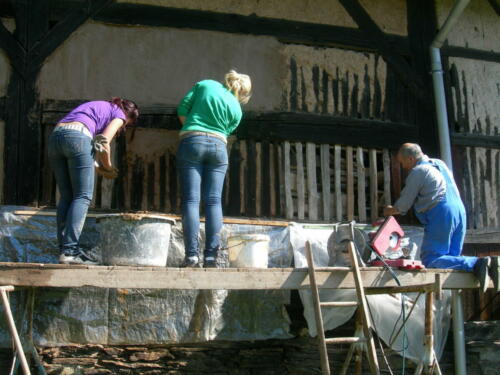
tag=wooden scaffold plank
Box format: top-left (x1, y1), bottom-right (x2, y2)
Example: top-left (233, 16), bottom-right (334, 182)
top-left (0, 263), bottom-right (484, 290)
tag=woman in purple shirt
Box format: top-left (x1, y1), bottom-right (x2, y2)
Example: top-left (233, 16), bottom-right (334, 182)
top-left (49, 98), bottom-right (139, 264)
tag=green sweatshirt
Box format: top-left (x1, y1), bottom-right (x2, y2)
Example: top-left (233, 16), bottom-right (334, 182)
top-left (177, 80), bottom-right (242, 138)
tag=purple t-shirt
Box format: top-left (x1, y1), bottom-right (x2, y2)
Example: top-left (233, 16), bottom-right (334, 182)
top-left (59, 101), bottom-right (127, 137)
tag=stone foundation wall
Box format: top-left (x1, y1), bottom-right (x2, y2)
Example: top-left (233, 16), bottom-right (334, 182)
top-left (2, 320), bottom-right (494, 375)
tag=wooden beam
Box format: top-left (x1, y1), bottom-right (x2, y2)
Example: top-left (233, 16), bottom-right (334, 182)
top-left (239, 113), bottom-right (418, 149)
top-left (442, 45), bottom-right (500, 64)
top-left (29, 0), bottom-right (115, 71)
top-left (12, 209), bottom-right (290, 227)
top-left (451, 133), bottom-right (500, 149)
top-left (406, 0), bottom-right (440, 157)
top-left (0, 263), bottom-right (485, 290)
top-left (86, 2), bottom-right (410, 55)
top-left (41, 101), bottom-right (418, 149)
top-left (464, 228), bottom-right (500, 244)
top-left (0, 17), bottom-right (25, 74)
top-left (338, 0), bottom-right (425, 100)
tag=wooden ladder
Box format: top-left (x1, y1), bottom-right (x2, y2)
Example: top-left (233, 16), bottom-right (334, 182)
top-left (305, 240), bottom-right (380, 375)
top-left (305, 237), bottom-right (443, 375)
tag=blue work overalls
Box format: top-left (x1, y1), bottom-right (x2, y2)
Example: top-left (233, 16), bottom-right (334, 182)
top-left (414, 159), bottom-right (477, 271)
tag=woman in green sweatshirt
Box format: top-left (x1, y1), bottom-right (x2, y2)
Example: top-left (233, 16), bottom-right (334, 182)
top-left (177, 70), bottom-right (252, 267)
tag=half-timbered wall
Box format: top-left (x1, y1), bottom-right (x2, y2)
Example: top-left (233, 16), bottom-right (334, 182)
top-left (0, 0), bottom-right (499, 228)
top-left (437, 0), bottom-right (500, 230)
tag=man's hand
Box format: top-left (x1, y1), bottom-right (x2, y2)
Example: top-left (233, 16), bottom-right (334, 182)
top-left (96, 166), bottom-right (118, 179)
top-left (383, 205), bottom-right (400, 217)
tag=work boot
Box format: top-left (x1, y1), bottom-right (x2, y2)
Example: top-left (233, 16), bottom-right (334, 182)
top-left (182, 256), bottom-right (200, 268)
top-left (489, 256), bottom-right (500, 292)
top-left (59, 249), bottom-right (98, 265)
top-left (473, 256), bottom-right (491, 293)
top-left (203, 257), bottom-right (217, 268)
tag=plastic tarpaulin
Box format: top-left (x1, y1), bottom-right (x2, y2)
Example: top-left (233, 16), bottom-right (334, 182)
top-left (0, 206), bottom-right (292, 347)
top-left (289, 222), bottom-right (452, 362)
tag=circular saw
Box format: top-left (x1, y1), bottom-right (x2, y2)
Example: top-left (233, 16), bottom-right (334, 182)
top-left (327, 224), bottom-right (371, 267)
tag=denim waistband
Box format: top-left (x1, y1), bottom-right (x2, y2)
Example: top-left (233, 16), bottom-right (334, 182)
top-left (54, 122), bottom-right (92, 138)
top-left (179, 131), bottom-right (227, 144)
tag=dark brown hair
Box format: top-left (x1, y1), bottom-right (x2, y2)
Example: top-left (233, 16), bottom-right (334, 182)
top-left (111, 97), bottom-right (139, 125)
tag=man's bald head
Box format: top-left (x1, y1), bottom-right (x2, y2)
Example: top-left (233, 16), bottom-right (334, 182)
top-left (397, 143), bottom-right (424, 170)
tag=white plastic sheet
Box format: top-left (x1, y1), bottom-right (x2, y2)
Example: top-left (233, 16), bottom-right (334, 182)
top-left (289, 222), bottom-right (452, 362)
top-left (0, 206), bottom-right (292, 346)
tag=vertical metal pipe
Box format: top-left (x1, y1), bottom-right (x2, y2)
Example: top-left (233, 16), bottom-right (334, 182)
top-left (430, 2), bottom-right (470, 374)
top-left (430, 46), bottom-right (453, 169)
top-left (452, 290), bottom-right (467, 375)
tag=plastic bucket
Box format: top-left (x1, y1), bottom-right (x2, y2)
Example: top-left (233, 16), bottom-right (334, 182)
top-left (97, 213), bottom-right (176, 266)
top-left (227, 234), bottom-right (270, 268)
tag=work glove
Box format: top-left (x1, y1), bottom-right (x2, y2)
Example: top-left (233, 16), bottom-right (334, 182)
top-left (93, 134), bottom-right (109, 154)
top-left (96, 166), bottom-right (119, 179)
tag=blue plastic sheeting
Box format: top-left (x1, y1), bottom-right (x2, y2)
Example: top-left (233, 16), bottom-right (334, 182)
top-left (0, 206), bottom-right (292, 347)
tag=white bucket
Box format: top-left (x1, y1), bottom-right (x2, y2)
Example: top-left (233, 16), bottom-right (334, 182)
top-left (227, 234), bottom-right (270, 268)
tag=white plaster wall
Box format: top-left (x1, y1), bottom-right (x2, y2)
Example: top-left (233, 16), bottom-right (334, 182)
top-left (450, 57), bottom-right (500, 135)
top-left (38, 21), bottom-right (285, 111)
top-left (120, 0), bottom-right (408, 35)
top-left (282, 45), bottom-right (387, 117)
top-left (359, 0), bottom-right (407, 36)
top-left (437, 0), bottom-right (500, 50)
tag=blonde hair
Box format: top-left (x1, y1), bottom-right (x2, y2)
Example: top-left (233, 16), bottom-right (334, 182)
top-left (224, 70), bottom-right (252, 104)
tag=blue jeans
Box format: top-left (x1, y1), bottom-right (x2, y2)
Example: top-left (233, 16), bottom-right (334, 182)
top-left (48, 129), bottom-right (94, 255)
top-left (177, 135), bottom-right (228, 259)
top-left (416, 201), bottom-right (477, 272)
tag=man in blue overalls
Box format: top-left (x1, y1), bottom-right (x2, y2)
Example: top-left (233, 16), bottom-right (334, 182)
top-left (383, 143), bottom-right (498, 293)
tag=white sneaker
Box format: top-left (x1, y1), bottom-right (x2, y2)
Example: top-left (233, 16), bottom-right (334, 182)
top-left (59, 251), bottom-right (98, 265)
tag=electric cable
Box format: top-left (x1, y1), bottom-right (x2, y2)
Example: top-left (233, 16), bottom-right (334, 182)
top-left (371, 251), bottom-right (409, 375)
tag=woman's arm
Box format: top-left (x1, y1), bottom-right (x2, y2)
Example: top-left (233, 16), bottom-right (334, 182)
top-left (97, 118), bottom-right (125, 170)
top-left (177, 84), bottom-right (197, 124)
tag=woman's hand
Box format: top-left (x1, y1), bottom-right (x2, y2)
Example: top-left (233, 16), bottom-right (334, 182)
top-left (96, 165), bottom-right (119, 179)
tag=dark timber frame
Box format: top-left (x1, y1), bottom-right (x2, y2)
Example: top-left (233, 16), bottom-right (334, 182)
top-left (0, 0), bottom-right (499, 205)
top-left (0, 0), bottom-right (113, 205)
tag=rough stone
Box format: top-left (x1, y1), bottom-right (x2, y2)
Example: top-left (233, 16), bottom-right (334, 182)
top-left (52, 357), bottom-right (98, 366)
top-left (129, 349), bottom-right (174, 361)
top-left (101, 359), bottom-right (165, 369)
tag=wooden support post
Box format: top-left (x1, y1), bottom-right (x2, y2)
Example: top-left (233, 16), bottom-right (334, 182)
top-left (346, 146), bottom-right (354, 221)
top-left (296, 142), bottom-right (305, 220)
top-left (284, 141), bottom-right (293, 219)
top-left (382, 149), bottom-right (391, 206)
top-left (307, 143), bottom-right (318, 220)
top-left (369, 149), bottom-right (378, 222)
top-left (320, 144), bottom-right (331, 221)
top-left (305, 242), bottom-right (331, 375)
top-left (0, 286), bottom-right (31, 375)
top-left (356, 147), bottom-right (367, 222)
top-left (334, 145), bottom-right (342, 221)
